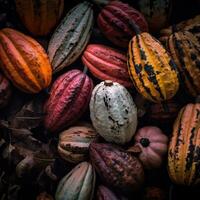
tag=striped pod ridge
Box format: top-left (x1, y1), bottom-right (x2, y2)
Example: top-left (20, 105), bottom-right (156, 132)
top-left (15, 0), bottom-right (64, 36)
top-left (128, 32), bottom-right (180, 102)
top-left (97, 0), bottom-right (148, 48)
top-left (82, 44), bottom-right (132, 87)
top-left (167, 31), bottom-right (200, 97)
top-left (168, 103), bottom-right (200, 185)
top-left (55, 162), bottom-right (96, 200)
top-left (44, 69), bottom-right (93, 132)
top-left (0, 28), bottom-right (52, 93)
top-left (48, 1), bottom-right (94, 73)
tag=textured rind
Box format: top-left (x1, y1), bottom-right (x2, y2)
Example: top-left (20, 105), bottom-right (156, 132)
top-left (15, 0), bottom-right (64, 36)
top-left (97, 1), bottom-right (148, 48)
top-left (168, 103), bottom-right (200, 185)
top-left (89, 143), bottom-right (144, 192)
top-left (97, 185), bottom-right (120, 200)
top-left (48, 1), bottom-right (94, 73)
top-left (167, 31), bottom-right (200, 97)
top-left (55, 162), bottom-right (96, 200)
top-left (0, 73), bottom-right (12, 108)
top-left (82, 44), bottom-right (132, 87)
top-left (58, 124), bottom-right (97, 163)
top-left (128, 32), bottom-right (179, 102)
top-left (138, 0), bottom-right (172, 32)
top-left (132, 126), bottom-right (168, 169)
top-left (90, 81), bottom-right (137, 144)
top-left (0, 28), bottom-right (52, 93)
top-left (44, 69), bottom-right (93, 132)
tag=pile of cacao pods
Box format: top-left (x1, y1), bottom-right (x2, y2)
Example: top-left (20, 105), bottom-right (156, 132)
top-left (0, 0), bottom-right (200, 199)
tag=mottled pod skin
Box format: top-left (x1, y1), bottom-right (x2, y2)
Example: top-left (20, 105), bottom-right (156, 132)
top-left (48, 1), bottom-right (94, 73)
top-left (0, 73), bottom-right (12, 108)
top-left (89, 143), bottom-right (144, 192)
top-left (82, 44), bottom-right (132, 87)
top-left (15, 0), bottom-right (64, 36)
top-left (0, 28), bottom-right (52, 93)
top-left (168, 103), bottom-right (200, 185)
top-left (58, 124), bottom-right (97, 163)
top-left (44, 69), bottom-right (93, 132)
top-left (55, 162), bottom-right (96, 200)
top-left (128, 32), bottom-right (180, 102)
top-left (97, 1), bottom-right (148, 48)
top-left (167, 31), bottom-right (200, 97)
top-left (90, 80), bottom-right (137, 144)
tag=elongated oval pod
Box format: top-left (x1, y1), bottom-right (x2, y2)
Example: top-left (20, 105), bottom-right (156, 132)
top-left (127, 26), bottom-right (180, 102)
top-left (168, 103), bottom-right (200, 185)
top-left (55, 162), bottom-right (96, 200)
top-left (167, 31), bottom-right (200, 97)
top-left (82, 44), bottom-right (132, 87)
top-left (15, 0), bottom-right (64, 36)
top-left (48, 1), bottom-right (94, 73)
top-left (90, 80), bottom-right (137, 144)
top-left (0, 28), bottom-right (52, 93)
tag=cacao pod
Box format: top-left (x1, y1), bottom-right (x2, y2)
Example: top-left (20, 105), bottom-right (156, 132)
top-left (36, 192), bottom-right (53, 200)
top-left (44, 69), bottom-right (93, 132)
top-left (48, 1), bottom-right (94, 73)
top-left (89, 143), bottom-right (144, 192)
top-left (97, 0), bottom-right (148, 48)
top-left (82, 44), bottom-right (132, 87)
top-left (0, 28), bottom-right (52, 93)
top-left (90, 80), bottom-right (137, 144)
top-left (58, 124), bottom-right (97, 163)
top-left (15, 0), bottom-right (64, 36)
top-left (168, 103), bottom-right (200, 185)
top-left (0, 73), bottom-right (12, 108)
top-left (128, 30), bottom-right (180, 102)
top-left (55, 162), bottom-right (96, 200)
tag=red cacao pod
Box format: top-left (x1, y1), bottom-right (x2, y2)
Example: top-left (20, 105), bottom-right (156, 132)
top-left (97, 1), bottom-right (148, 48)
top-left (44, 69), bottom-right (93, 132)
top-left (0, 73), bottom-right (12, 108)
top-left (89, 143), bottom-right (144, 193)
top-left (82, 44), bottom-right (132, 87)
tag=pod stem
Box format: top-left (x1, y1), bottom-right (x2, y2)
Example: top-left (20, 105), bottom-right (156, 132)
top-left (83, 65), bottom-right (88, 74)
top-left (129, 19), bottom-right (141, 35)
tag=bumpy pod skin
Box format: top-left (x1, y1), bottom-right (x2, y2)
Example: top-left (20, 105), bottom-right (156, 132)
top-left (167, 31), bottom-right (200, 97)
top-left (168, 103), bottom-right (200, 185)
top-left (58, 124), bottom-right (97, 163)
top-left (48, 1), bottom-right (94, 73)
top-left (90, 81), bottom-right (137, 144)
top-left (82, 44), bottom-right (132, 87)
top-left (89, 143), bottom-right (144, 193)
top-left (55, 162), bottom-right (96, 200)
top-left (44, 69), bottom-right (93, 132)
top-left (0, 28), bottom-right (52, 93)
top-left (128, 32), bottom-right (180, 102)
top-left (15, 0), bottom-right (64, 36)
top-left (97, 1), bottom-right (148, 48)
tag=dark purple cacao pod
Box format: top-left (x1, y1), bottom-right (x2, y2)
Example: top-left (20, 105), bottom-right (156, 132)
top-left (0, 73), bottom-right (12, 108)
top-left (89, 143), bottom-right (144, 193)
top-left (97, 185), bottom-right (120, 200)
top-left (44, 69), bottom-right (93, 132)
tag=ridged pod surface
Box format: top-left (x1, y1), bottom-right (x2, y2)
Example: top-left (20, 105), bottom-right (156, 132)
top-left (168, 103), bottom-right (200, 185)
top-left (58, 124), bottom-right (97, 163)
top-left (128, 32), bottom-right (179, 102)
top-left (82, 44), bottom-right (132, 87)
top-left (167, 31), bottom-right (200, 97)
top-left (90, 80), bottom-right (137, 144)
top-left (138, 0), bottom-right (172, 32)
top-left (89, 143), bottom-right (144, 192)
top-left (0, 28), bottom-right (52, 93)
top-left (44, 69), bottom-right (93, 132)
top-left (55, 162), bottom-right (96, 200)
top-left (48, 1), bottom-right (94, 73)
top-left (15, 0), bottom-right (64, 36)
top-left (97, 1), bottom-right (148, 48)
